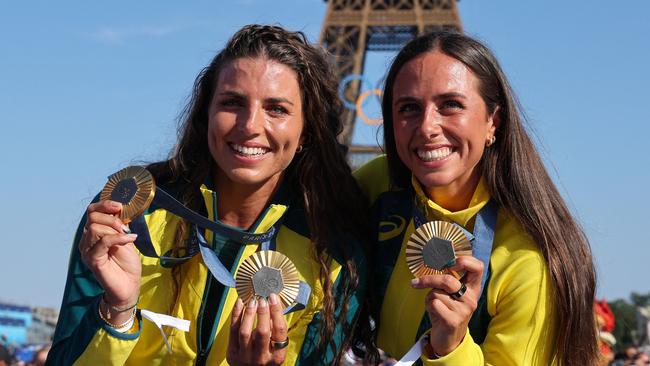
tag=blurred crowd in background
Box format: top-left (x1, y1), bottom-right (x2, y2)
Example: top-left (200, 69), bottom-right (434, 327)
top-left (0, 335), bottom-right (49, 366)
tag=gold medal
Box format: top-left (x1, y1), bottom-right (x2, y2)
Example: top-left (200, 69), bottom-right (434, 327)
top-left (406, 221), bottom-right (472, 279)
top-left (100, 166), bottom-right (156, 223)
top-left (235, 250), bottom-right (300, 308)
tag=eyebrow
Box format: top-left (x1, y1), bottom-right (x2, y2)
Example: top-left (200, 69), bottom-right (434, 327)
top-left (265, 97), bottom-right (294, 106)
top-left (393, 92), bottom-right (467, 104)
top-left (217, 90), bottom-right (245, 98)
top-left (217, 91), bottom-right (294, 106)
top-left (393, 95), bottom-right (420, 105)
top-left (434, 92), bottom-right (467, 100)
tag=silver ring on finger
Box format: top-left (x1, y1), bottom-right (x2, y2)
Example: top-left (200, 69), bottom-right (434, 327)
top-left (450, 283), bottom-right (467, 300)
top-left (270, 337), bottom-right (289, 350)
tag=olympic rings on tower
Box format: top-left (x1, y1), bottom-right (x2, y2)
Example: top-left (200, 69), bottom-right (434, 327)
top-left (338, 74), bottom-right (384, 126)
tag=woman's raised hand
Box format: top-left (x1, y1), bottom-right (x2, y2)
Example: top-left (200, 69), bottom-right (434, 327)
top-left (79, 200), bottom-right (141, 312)
top-left (410, 255), bottom-right (484, 357)
top-left (227, 294), bottom-right (289, 366)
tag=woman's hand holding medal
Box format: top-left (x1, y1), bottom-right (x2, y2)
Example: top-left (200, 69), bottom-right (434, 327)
top-left (411, 256), bottom-right (484, 357)
top-left (227, 294), bottom-right (289, 366)
top-left (226, 251), bottom-right (296, 365)
top-left (406, 220), bottom-right (484, 357)
top-left (79, 200), bottom-right (141, 324)
top-left (79, 165), bottom-right (154, 325)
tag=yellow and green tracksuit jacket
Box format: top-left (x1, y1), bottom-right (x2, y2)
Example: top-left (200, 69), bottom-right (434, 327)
top-left (354, 156), bottom-right (558, 365)
top-left (47, 182), bottom-right (366, 365)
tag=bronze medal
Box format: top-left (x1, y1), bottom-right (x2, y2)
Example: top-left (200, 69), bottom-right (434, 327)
top-left (406, 221), bottom-right (472, 279)
top-left (100, 166), bottom-right (156, 223)
top-left (235, 250), bottom-right (300, 308)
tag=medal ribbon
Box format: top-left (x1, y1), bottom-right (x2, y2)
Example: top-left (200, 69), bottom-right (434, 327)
top-left (129, 186), bottom-right (311, 315)
top-left (397, 199), bottom-right (498, 365)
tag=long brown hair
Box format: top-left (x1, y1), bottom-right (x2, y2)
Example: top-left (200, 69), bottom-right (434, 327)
top-left (148, 24), bottom-right (368, 363)
top-left (381, 31), bottom-right (598, 365)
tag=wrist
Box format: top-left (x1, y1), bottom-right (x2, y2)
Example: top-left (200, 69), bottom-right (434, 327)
top-left (98, 297), bottom-right (137, 332)
top-left (100, 295), bottom-right (138, 323)
top-left (424, 343), bottom-right (443, 359)
top-left (424, 335), bottom-right (444, 359)
top-left (103, 293), bottom-right (139, 310)
top-left (427, 337), bottom-right (459, 358)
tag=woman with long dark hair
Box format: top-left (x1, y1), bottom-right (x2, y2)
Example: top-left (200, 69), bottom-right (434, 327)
top-left (48, 24), bottom-right (368, 365)
top-left (356, 31), bottom-right (598, 365)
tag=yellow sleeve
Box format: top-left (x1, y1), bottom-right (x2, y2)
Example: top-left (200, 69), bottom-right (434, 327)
top-left (73, 326), bottom-right (140, 366)
top-left (353, 154), bottom-right (390, 203)
top-left (421, 248), bottom-right (557, 365)
top-left (47, 213), bottom-right (144, 366)
top-left (71, 300), bottom-right (142, 365)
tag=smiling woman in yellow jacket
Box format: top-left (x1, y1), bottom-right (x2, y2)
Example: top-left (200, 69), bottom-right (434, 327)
top-left (355, 31), bottom-right (598, 365)
top-left (47, 25), bottom-right (368, 366)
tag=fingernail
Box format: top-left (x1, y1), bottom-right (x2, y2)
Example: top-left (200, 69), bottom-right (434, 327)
top-left (109, 201), bottom-right (122, 209)
top-left (126, 233), bottom-right (138, 241)
top-left (268, 293), bottom-right (279, 306)
top-left (122, 225), bottom-right (131, 234)
top-left (258, 298), bottom-right (268, 308)
top-left (248, 298), bottom-right (257, 308)
top-left (235, 298), bottom-right (243, 308)
top-left (411, 278), bottom-right (420, 287)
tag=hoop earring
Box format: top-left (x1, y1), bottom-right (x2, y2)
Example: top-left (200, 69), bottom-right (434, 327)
top-left (486, 136), bottom-right (496, 147)
top-left (296, 144), bottom-right (303, 153)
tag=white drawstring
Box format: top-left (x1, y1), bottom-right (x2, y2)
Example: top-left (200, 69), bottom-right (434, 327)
top-left (140, 309), bottom-right (191, 353)
top-left (393, 333), bottom-right (429, 366)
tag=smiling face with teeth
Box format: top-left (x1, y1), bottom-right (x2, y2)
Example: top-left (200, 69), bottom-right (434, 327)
top-left (391, 51), bottom-right (499, 208)
top-left (207, 57), bottom-right (304, 192)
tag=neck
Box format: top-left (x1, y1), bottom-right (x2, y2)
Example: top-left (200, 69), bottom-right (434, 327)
top-left (213, 173), bottom-right (281, 230)
top-left (424, 172), bottom-right (480, 212)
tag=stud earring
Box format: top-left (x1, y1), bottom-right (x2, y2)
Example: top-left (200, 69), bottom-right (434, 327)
top-left (486, 136), bottom-right (496, 147)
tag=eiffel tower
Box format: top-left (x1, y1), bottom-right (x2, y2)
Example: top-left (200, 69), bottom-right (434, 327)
top-left (319, 0), bottom-right (462, 166)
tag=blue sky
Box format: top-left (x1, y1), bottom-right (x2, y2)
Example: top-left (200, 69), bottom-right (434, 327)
top-left (1, 0), bottom-right (649, 308)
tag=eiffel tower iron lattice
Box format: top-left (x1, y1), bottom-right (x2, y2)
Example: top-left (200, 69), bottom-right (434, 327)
top-left (319, 0), bottom-right (463, 162)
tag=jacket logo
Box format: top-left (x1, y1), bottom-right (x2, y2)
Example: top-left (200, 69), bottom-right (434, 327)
top-left (378, 215), bottom-right (407, 242)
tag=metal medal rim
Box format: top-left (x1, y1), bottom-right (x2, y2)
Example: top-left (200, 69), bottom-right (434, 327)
top-left (405, 220), bottom-right (472, 279)
top-left (235, 250), bottom-right (300, 309)
top-left (100, 166), bottom-right (156, 223)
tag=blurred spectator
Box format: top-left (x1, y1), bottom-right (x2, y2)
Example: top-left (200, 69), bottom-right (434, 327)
top-left (611, 346), bottom-right (650, 365)
top-left (631, 351), bottom-right (650, 366)
top-left (612, 351), bottom-right (627, 366)
top-left (596, 300), bottom-right (617, 365)
top-left (0, 335), bottom-right (13, 366)
top-left (29, 346), bottom-right (49, 366)
top-left (626, 346), bottom-right (641, 360)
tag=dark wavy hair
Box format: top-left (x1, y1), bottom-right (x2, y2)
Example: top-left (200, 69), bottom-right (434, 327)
top-left (382, 31), bottom-right (598, 365)
top-left (148, 24), bottom-right (368, 364)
